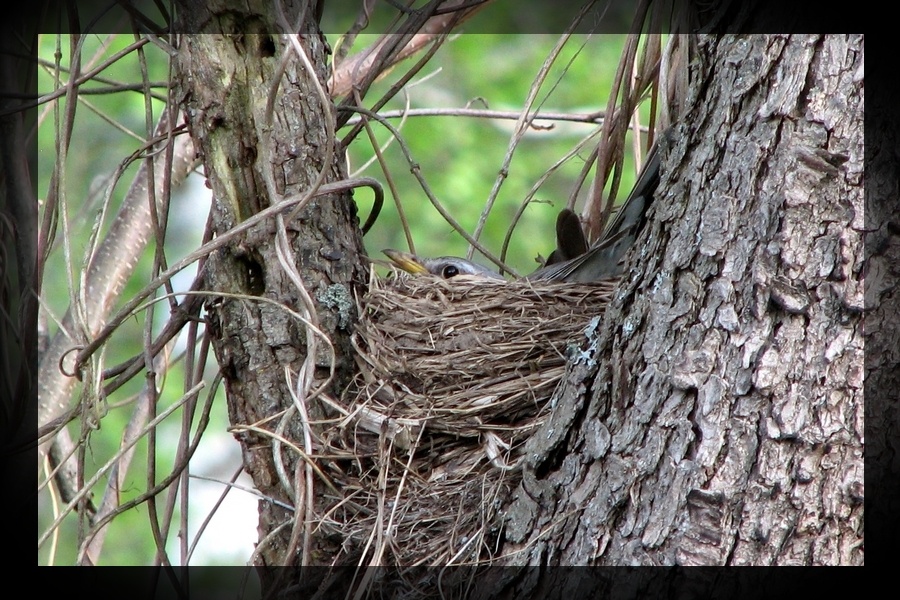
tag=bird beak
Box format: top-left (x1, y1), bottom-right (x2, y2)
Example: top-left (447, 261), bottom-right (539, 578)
top-left (383, 249), bottom-right (430, 275)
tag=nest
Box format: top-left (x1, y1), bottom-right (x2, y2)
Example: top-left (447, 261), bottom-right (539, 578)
top-left (316, 271), bottom-right (616, 567)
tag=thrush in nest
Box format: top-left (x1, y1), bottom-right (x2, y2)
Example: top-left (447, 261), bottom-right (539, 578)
top-left (384, 142), bottom-right (660, 284)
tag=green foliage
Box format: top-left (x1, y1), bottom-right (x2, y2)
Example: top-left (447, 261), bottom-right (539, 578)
top-left (36, 34), bottom-right (233, 566)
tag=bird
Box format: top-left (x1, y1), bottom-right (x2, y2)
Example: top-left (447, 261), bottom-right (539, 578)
top-left (382, 249), bottom-right (506, 280)
top-left (384, 143), bottom-right (661, 283)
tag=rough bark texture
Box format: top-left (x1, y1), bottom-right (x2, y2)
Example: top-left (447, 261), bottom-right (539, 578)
top-left (496, 34), bottom-right (863, 574)
top-left (174, 2), bottom-right (366, 569)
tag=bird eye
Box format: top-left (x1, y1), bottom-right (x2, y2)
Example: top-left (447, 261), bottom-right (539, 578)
top-left (441, 265), bottom-right (460, 278)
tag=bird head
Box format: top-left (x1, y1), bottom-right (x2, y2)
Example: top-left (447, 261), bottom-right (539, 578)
top-left (383, 249), bottom-right (505, 280)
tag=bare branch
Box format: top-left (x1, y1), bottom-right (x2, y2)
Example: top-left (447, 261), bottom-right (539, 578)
top-left (37, 109), bottom-right (196, 448)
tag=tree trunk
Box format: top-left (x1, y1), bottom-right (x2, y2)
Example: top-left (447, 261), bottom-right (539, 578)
top-left (495, 33), bottom-right (863, 576)
top-left (173, 1), bottom-right (366, 570)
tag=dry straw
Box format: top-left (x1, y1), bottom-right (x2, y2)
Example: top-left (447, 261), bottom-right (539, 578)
top-left (315, 270), bottom-right (616, 566)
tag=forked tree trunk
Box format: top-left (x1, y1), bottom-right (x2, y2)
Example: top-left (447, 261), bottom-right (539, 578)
top-left (176, 6), bottom-right (862, 590)
top-left (493, 34), bottom-right (863, 578)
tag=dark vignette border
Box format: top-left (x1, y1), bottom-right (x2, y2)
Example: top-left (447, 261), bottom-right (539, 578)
top-left (3, 0), bottom-right (873, 594)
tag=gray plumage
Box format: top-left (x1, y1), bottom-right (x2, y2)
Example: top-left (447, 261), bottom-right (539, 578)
top-left (419, 256), bottom-right (505, 280)
top-left (529, 142), bottom-right (659, 282)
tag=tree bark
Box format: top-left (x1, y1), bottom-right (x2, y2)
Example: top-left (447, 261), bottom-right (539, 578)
top-left (496, 33), bottom-right (863, 575)
top-left (174, 1), bottom-right (366, 570)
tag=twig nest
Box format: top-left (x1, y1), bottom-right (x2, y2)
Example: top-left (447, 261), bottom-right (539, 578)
top-left (319, 270), bottom-right (615, 565)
